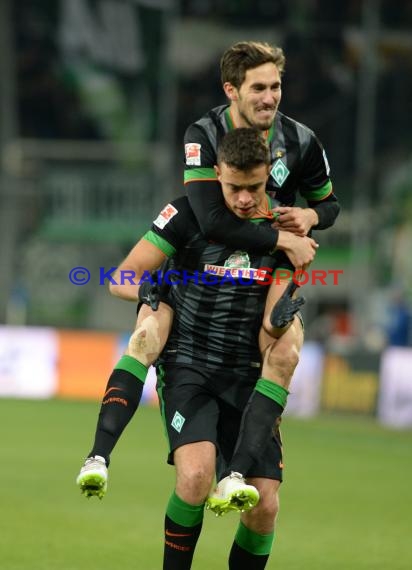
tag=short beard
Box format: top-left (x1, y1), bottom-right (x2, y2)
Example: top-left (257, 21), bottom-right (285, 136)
top-left (239, 109), bottom-right (274, 131)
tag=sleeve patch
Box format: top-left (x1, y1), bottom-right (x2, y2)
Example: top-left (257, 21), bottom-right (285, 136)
top-left (185, 143), bottom-right (201, 166)
top-left (153, 204), bottom-right (178, 229)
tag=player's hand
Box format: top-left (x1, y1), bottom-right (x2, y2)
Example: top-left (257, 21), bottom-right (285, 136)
top-left (138, 278), bottom-right (160, 311)
top-left (272, 207), bottom-right (318, 236)
top-left (270, 281), bottom-right (306, 329)
top-left (276, 231), bottom-right (318, 271)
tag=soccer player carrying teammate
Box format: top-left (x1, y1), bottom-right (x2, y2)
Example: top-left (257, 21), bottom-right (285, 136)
top-left (111, 128), bottom-right (317, 569)
top-left (76, 41), bottom-right (338, 506)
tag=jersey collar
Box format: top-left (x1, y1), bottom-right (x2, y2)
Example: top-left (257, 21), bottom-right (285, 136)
top-left (253, 195), bottom-right (274, 220)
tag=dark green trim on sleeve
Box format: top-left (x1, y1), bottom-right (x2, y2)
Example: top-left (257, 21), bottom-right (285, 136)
top-left (301, 180), bottom-right (332, 201)
top-left (143, 230), bottom-right (176, 256)
top-left (184, 167), bottom-right (217, 183)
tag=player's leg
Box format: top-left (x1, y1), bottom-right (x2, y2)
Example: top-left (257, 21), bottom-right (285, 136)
top-left (207, 394), bottom-right (260, 517)
top-left (76, 302), bottom-right (173, 498)
top-left (228, 423), bottom-right (283, 569)
top-left (224, 319), bottom-right (302, 480)
top-left (87, 302), bottom-right (173, 459)
top-left (259, 277), bottom-right (304, 388)
top-left (159, 366), bottom-right (219, 569)
top-left (211, 280), bottom-right (303, 490)
top-left (228, 478), bottom-right (280, 569)
top-left (163, 442), bottom-right (215, 570)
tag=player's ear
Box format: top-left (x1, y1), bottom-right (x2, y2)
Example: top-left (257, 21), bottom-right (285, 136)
top-left (223, 82), bottom-right (238, 101)
top-left (214, 165), bottom-right (221, 179)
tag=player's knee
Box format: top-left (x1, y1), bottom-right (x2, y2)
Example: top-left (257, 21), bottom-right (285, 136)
top-left (255, 498), bottom-right (278, 522)
top-left (242, 491), bottom-right (279, 532)
top-left (127, 316), bottom-right (161, 365)
top-left (177, 465), bottom-right (214, 503)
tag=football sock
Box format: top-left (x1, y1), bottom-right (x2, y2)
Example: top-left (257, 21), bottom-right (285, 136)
top-left (163, 491), bottom-right (204, 570)
top-left (88, 355), bottom-right (148, 464)
top-left (229, 521), bottom-right (274, 569)
top-left (227, 378), bottom-right (288, 477)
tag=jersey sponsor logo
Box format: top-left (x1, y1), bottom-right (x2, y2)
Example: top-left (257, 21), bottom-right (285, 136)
top-left (271, 159), bottom-right (290, 187)
top-left (185, 142), bottom-right (201, 165)
top-left (204, 263), bottom-right (267, 282)
top-left (153, 203), bottom-right (178, 229)
top-left (322, 149), bottom-right (330, 175)
top-left (204, 251), bottom-right (267, 281)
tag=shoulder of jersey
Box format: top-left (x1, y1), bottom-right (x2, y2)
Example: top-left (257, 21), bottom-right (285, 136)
top-left (276, 111), bottom-right (315, 138)
top-left (193, 104), bottom-right (228, 128)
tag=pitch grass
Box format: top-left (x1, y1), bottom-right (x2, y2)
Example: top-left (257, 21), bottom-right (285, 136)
top-left (1, 399), bottom-right (411, 570)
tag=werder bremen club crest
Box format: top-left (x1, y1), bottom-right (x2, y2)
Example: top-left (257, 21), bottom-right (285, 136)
top-left (271, 158), bottom-right (290, 187)
top-left (224, 251), bottom-right (250, 269)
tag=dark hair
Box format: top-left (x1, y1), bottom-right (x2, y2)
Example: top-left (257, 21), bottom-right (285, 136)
top-left (220, 41), bottom-right (285, 88)
top-left (217, 128), bottom-right (270, 170)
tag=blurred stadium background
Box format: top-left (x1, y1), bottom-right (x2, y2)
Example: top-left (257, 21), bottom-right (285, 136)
top-left (1, 1), bottom-right (412, 568)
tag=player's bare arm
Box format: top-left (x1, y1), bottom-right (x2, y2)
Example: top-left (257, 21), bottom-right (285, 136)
top-left (109, 239), bottom-right (167, 302)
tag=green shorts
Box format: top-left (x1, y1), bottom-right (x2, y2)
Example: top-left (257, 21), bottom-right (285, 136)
top-left (156, 363), bottom-right (283, 481)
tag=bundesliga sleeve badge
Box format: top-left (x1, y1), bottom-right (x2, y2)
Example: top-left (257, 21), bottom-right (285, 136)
top-left (154, 203), bottom-right (178, 229)
top-left (185, 143), bottom-right (201, 166)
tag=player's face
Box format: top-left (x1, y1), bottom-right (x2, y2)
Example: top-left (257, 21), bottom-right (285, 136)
top-left (225, 63), bottom-right (282, 130)
top-left (216, 162), bottom-right (269, 219)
